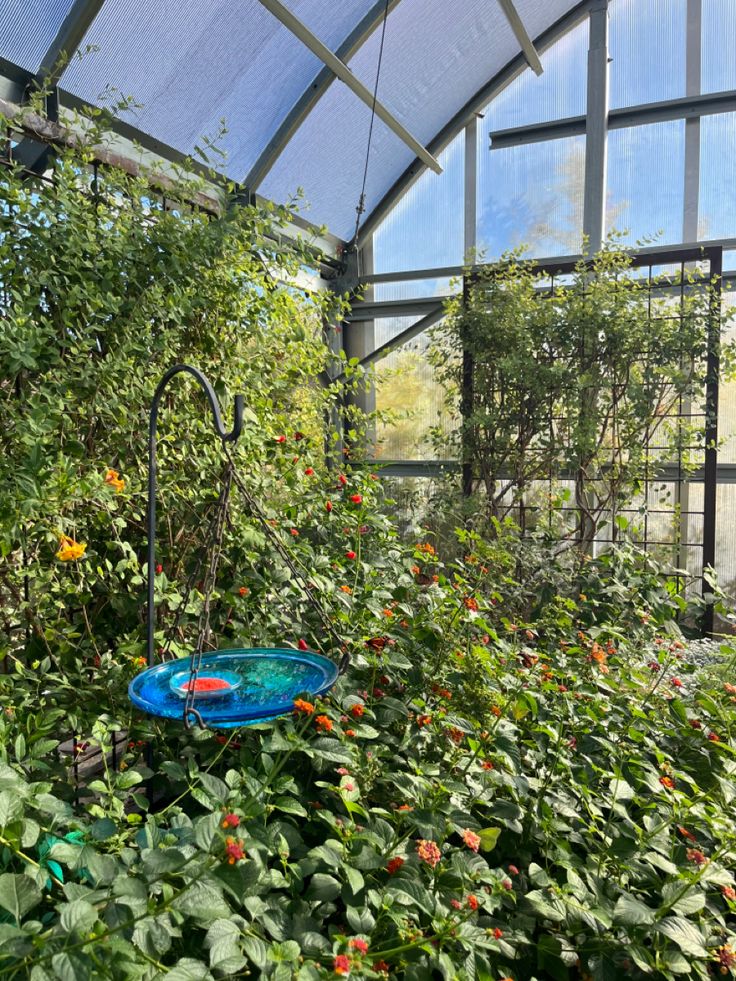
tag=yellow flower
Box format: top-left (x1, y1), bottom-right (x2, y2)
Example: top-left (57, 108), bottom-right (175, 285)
top-left (56, 534), bottom-right (87, 562)
top-left (104, 468), bottom-right (125, 493)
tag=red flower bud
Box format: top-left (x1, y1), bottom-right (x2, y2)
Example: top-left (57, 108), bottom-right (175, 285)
top-left (346, 550), bottom-right (357, 560)
top-left (275, 435), bottom-right (286, 443)
top-left (350, 494), bottom-right (363, 504)
top-left (304, 467), bottom-right (315, 476)
top-left (297, 639), bottom-right (309, 651)
top-left (338, 474), bottom-right (348, 486)
top-left (155, 564), bottom-right (163, 574)
top-left (325, 500), bottom-right (333, 512)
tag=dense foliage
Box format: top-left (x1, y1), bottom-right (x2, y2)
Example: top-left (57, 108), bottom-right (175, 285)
top-left (431, 250), bottom-right (728, 546)
top-left (1, 117), bottom-right (735, 980)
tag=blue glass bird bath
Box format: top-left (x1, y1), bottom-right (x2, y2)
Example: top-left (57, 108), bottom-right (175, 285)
top-left (128, 648), bottom-right (339, 728)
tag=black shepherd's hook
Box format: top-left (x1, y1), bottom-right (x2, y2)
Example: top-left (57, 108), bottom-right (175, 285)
top-left (147, 364), bottom-right (244, 668)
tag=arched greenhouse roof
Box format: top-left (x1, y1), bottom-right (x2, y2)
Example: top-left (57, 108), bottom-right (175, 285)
top-left (0, 0), bottom-right (585, 241)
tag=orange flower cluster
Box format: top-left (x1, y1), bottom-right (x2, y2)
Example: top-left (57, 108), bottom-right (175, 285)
top-left (416, 542), bottom-right (436, 555)
top-left (224, 837), bottom-right (245, 864)
top-left (293, 698), bottom-right (315, 715)
top-left (659, 776), bottom-right (675, 789)
top-left (463, 597), bottom-right (479, 611)
top-left (334, 954), bottom-right (351, 975)
top-left (416, 839), bottom-right (441, 867)
top-left (686, 848), bottom-right (708, 866)
top-left (315, 715), bottom-right (333, 732)
top-left (386, 856), bottom-right (404, 874)
top-left (416, 714), bottom-right (432, 727)
top-left (104, 468), bottom-right (125, 493)
top-left (461, 829), bottom-right (481, 853)
top-left (56, 534), bottom-right (87, 562)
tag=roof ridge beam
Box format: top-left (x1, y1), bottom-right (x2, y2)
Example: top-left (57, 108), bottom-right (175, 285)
top-left (253, 0), bottom-right (442, 178)
top-left (245, 0), bottom-right (404, 191)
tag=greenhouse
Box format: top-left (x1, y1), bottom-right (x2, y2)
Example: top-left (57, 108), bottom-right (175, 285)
top-left (1, 0), bottom-right (736, 977)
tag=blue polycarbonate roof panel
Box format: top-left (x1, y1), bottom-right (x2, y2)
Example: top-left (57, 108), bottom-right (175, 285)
top-left (60, 0), bottom-right (378, 178)
top-left (0, 0), bottom-right (76, 74)
top-left (260, 0), bottom-right (578, 238)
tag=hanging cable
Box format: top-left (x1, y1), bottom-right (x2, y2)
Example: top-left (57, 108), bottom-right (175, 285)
top-left (350, 0), bottom-right (391, 259)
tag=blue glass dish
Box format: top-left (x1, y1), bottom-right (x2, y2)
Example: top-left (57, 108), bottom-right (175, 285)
top-left (128, 648), bottom-right (339, 728)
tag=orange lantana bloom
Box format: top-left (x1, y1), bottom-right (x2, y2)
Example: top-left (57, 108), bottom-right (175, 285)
top-left (104, 468), bottom-right (125, 493)
top-left (56, 534), bottom-right (87, 562)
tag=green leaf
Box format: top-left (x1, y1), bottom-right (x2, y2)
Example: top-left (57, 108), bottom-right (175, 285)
top-left (163, 958), bottom-right (213, 980)
top-left (346, 906), bottom-right (376, 933)
top-left (306, 873), bottom-right (341, 902)
top-left (613, 893), bottom-right (655, 926)
top-left (524, 889), bottom-right (565, 923)
top-left (0, 874), bottom-right (42, 923)
top-left (656, 915), bottom-right (708, 958)
top-left (273, 796), bottom-right (307, 817)
top-left (51, 953), bottom-right (92, 981)
top-left (0, 792), bottom-right (23, 829)
top-left (198, 773), bottom-right (229, 805)
top-left (661, 881), bottom-right (706, 916)
top-left (242, 935), bottom-right (269, 970)
top-left (134, 915), bottom-right (173, 958)
top-left (59, 899), bottom-right (98, 936)
top-left (477, 827), bottom-right (501, 852)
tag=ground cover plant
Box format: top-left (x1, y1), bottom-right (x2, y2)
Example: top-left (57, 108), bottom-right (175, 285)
top-left (1, 110), bottom-right (736, 980)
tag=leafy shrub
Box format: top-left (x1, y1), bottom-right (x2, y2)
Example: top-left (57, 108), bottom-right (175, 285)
top-left (1, 118), bottom-right (735, 981)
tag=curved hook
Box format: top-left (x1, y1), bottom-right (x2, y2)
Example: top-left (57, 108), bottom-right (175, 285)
top-left (147, 364), bottom-right (244, 667)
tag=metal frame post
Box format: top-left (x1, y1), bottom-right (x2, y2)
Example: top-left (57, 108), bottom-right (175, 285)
top-left (582, 0), bottom-right (609, 251)
top-left (703, 248), bottom-right (721, 635)
top-left (464, 118), bottom-right (477, 261)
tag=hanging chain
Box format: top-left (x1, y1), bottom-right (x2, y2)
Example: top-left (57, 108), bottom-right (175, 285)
top-left (350, 0), bottom-right (391, 254)
top-left (158, 469), bottom-right (234, 662)
top-left (224, 445), bottom-right (350, 674)
top-left (182, 461), bottom-right (234, 729)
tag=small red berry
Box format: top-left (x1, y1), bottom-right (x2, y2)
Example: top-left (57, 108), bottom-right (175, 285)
top-left (297, 639), bottom-right (309, 651)
top-left (325, 500), bottom-right (333, 512)
top-left (350, 494), bottom-right (363, 504)
top-left (346, 550), bottom-right (357, 560)
top-left (155, 564), bottom-right (163, 574)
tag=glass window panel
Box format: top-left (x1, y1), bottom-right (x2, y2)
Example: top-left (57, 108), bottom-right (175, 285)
top-left (702, 0), bottom-right (736, 94)
top-left (606, 121), bottom-right (686, 247)
top-left (374, 331), bottom-right (457, 462)
top-left (483, 17), bottom-right (589, 132)
top-left (609, 0), bottom-right (686, 109)
top-left (716, 482), bottom-right (736, 605)
top-left (698, 113), bottom-right (736, 241)
top-left (0, 0), bottom-right (75, 73)
top-left (373, 135), bottom-right (464, 274)
top-left (718, 293), bottom-right (736, 463)
top-left (477, 135), bottom-right (585, 259)
top-left (373, 278), bottom-right (456, 302)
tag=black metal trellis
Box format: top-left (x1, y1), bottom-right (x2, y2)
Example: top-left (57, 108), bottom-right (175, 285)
top-left (461, 246), bottom-right (723, 634)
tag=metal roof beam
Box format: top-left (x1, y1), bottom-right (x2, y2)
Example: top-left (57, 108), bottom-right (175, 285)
top-left (36, 0), bottom-right (106, 86)
top-left (255, 0), bottom-right (442, 176)
top-left (488, 88), bottom-right (736, 148)
top-left (246, 0), bottom-right (405, 191)
top-left (496, 0), bottom-right (543, 76)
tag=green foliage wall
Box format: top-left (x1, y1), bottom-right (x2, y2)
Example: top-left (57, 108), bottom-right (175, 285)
top-left (0, 141), bottom-right (343, 708)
